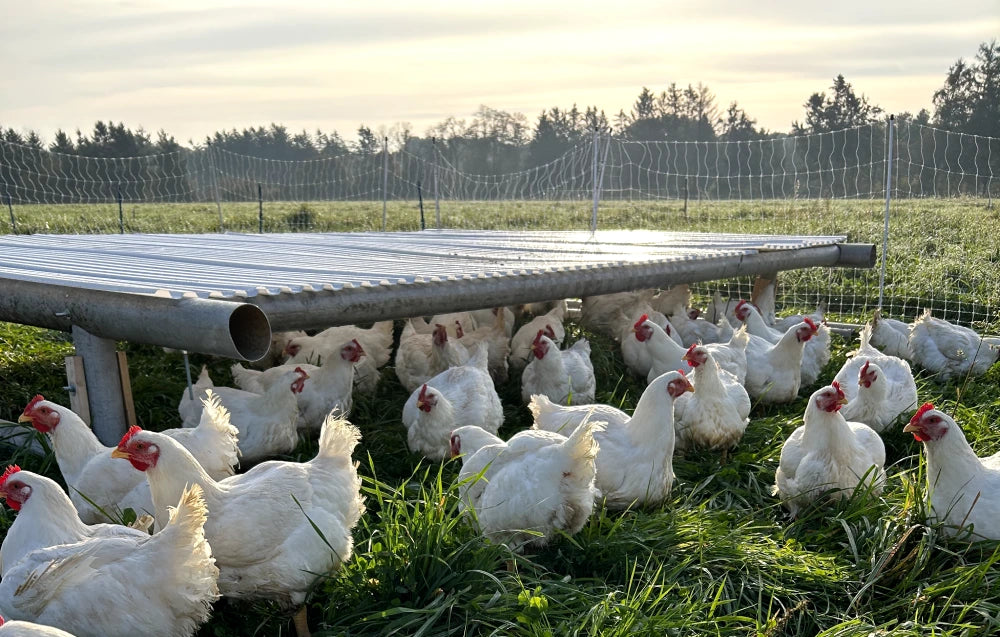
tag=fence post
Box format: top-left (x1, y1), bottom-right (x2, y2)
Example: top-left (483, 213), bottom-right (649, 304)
top-left (591, 130), bottom-right (611, 233)
top-left (877, 114), bottom-right (895, 310)
top-left (258, 183), bottom-right (264, 233)
top-left (206, 143), bottom-right (224, 232)
top-left (417, 180), bottom-right (425, 230)
top-left (591, 128), bottom-right (600, 233)
top-left (432, 137), bottom-right (441, 229)
top-left (381, 136), bottom-right (389, 232)
top-left (5, 189), bottom-right (15, 234)
top-left (117, 184), bottom-right (124, 234)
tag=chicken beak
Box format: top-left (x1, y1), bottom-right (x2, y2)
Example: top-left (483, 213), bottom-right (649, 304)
top-left (110, 449), bottom-right (130, 459)
top-left (17, 414), bottom-right (32, 423)
top-left (902, 423), bottom-right (919, 434)
top-left (838, 395), bottom-right (849, 406)
top-left (416, 399), bottom-right (424, 410)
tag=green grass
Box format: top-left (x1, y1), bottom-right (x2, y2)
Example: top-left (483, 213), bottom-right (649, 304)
top-left (4, 313), bottom-right (1000, 636)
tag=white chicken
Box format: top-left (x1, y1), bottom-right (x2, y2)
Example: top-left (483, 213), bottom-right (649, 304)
top-left (520, 332), bottom-right (596, 406)
top-left (1, 467), bottom-right (149, 576)
top-left (774, 383), bottom-right (886, 518)
top-left (743, 320), bottom-right (818, 404)
top-left (644, 319), bottom-right (748, 385)
top-left (395, 322), bottom-right (470, 393)
top-left (833, 324), bottom-right (918, 432)
top-left (112, 413), bottom-right (364, 637)
top-left (509, 304), bottom-right (567, 371)
top-left (0, 483), bottom-right (218, 637)
top-left (401, 343), bottom-right (503, 460)
top-left (178, 367), bottom-right (305, 464)
top-left (449, 421), bottom-right (601, 550)
top-left (18, 394), bottom-right (239, 524)
top-left (648, 284), bottom-right (692, 319)
top-left (255, 329), bottom-right (307, 369)
top-left (907, 310), bottom-right (1000, 381)
top-left (468, 306), bottom-right (515, 338)
top-left (530, 370), bottom-right (693, 509)
top-left (620, 312), bottom-right (681, 379)
top-left (0, 616), bottom-right (77, 636)
top-left (673, 344), bottom-right (751, 456)
top-left (404, 313), bottom-right (474, 339)
top-left (905, 403), bottom-right (1000, 539)
top-left (232, 339), bottom-right (362, 432)
top-left (736, 301), bottom-right (830, 387)
top-left (868, 309), bottom-right (914, 360)
top-left (580, 289), bottom-right (656, 338)
top-left (706, 290), bottom-right (741, 328)
top-left (751, 278), bottom-right (826, 332)
top-left (455, 309), bottom-right (510, 384)
top-left (283, 321), bottom-right (393, 394)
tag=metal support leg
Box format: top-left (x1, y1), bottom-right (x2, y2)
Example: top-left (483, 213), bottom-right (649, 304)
top-left (71, 325), bottom-right (128, 445)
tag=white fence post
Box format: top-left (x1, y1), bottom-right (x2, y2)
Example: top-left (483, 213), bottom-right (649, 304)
top-left (591, 128), bottom-right (600, 233)
top-left (432, 138), bottom-right (441, 229)
top-left (381, 136), bottom-right (389, 232)
top-left (206, 143), bottom-right (224, 232)
top-left (878, 114), bottom-right (895, 310)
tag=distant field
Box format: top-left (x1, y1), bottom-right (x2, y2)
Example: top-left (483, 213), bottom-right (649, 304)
top-left (4, 198), bottom-right (998, 329)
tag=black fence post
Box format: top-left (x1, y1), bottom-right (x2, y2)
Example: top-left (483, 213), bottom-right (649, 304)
top-left (258, 183), bottom-right (263, 233)
top-left (5, 190), bottom-right (15, 234)
top-left (117, 184), bottom-right (124, 234)
top-left (417, 180), bottom-right (425, 230)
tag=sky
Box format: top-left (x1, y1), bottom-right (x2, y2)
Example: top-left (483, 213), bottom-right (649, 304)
top-left (2, 0), bottom-right (998, 146)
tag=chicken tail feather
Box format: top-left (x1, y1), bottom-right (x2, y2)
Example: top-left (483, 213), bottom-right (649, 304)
top-left (316, 414), bottom-right (363, 460)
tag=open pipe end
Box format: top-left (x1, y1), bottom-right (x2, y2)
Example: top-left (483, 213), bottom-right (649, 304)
top-left (229, 304), bottom-right (271, 362)
top-left (837, 243), bottom-right (877, 268)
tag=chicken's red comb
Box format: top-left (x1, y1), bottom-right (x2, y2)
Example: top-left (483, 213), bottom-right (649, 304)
top-left (118, 425), bottom-right (143, 449)
top-left (736, 300), bottom-right (748, 310)
top-left (831, 381), bottom-right (845, 399)
top-left (0, 465), bottom-right (21, 487)
top-left (533, 329), bottom-right (546, 344)
top-left (294, 366), bottom-right (309, 378)
top-left (910, 402), bottom-right (935, 424)
top-left (544, 324), bottom-right (556, 338)
top-left (860, 360), bottom-right (871, 375)
top-left (633, 314), bottom-right (649, 329)
top-left (685, 343), bottom-right (698, 356)
top-left (418, 383), bottom-right (429, 398)
top-left (22, 394), bottom-right (45, 415)
top-left (351, 338), bottom-right (363, 350)
top-left (804, 317), bottom-right (818, 332)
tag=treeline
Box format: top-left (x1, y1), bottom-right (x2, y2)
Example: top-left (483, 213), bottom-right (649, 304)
top-left (0, 40), bottom-right (996, 201)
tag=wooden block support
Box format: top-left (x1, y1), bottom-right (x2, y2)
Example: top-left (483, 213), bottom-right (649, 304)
top-left (63, 349), bottom-right (136, 432)
top-left (751, 272), bottom-right (777, 321)
top-left (117, 351), bottom-right (137, 429)
top-left (64, 355), bottom-right (91, 425)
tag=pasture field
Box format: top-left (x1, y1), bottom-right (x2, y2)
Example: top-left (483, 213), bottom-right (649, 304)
top-left (2, 198), bottom-right (1000, 636)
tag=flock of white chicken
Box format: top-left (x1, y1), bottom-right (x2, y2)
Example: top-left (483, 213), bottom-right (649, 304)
top-left (3, 284), bottom-right (1000, 637)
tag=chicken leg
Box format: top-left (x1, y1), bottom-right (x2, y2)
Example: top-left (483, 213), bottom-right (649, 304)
top-left (293, 605), bottom-right (311, 637)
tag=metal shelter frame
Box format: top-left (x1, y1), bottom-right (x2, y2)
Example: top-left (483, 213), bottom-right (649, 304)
top-left (0, 229), bottom-right (875, 444)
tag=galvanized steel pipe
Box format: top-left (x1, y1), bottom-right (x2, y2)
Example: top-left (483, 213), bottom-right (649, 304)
top-left (255, 243), bottom-right (876, 331)
top-left (0, 279), bottom-right (271, 361)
